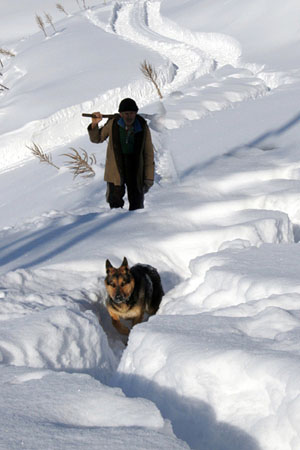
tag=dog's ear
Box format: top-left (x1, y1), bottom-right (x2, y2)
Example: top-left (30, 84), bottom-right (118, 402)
top-left (106, 259), bottom-right (113, 272)
top-left (121, 257), bottom-right (129, 268)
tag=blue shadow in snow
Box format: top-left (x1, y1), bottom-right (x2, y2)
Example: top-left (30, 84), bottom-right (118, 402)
top-left (0, 211), bottom-right (129, 271)
top-left (244, 111), bottom-right (300, 149)
top-left (182, 110), bottom-right (300, 180)
top-left (112, 373), bottom-right (261, 450)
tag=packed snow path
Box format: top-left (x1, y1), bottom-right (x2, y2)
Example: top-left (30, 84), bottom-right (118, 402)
top-left (0, 0), bottom-right (276, 172)
top-left (2, 0), bottom-right (300, 449)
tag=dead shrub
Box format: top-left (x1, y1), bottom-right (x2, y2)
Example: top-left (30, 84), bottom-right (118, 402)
top-left (63, 147), bottom-right (97, 179)
top-left (140, 60), bottom-right (163, 99)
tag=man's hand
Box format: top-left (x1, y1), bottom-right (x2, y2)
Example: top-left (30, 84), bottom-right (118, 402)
top-left (143, 179), bottom-right (153, 193)
top-left (91, 112), bottom-right (103, 129)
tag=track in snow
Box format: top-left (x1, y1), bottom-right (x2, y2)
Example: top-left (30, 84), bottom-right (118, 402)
top-left (0, 0), bottom-right (281, 173)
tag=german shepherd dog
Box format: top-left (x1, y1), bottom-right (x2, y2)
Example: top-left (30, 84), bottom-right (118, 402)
top-left (105, 257), bottom-right (164, 336)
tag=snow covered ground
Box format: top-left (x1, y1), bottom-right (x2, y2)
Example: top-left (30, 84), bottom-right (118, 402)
top-left (1, 0), bottom-right (300, 449)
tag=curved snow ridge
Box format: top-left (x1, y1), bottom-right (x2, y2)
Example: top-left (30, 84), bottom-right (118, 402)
top-left (0, 265), bottom-right (117, 376)
top-left (117, 307), bottom-right (300, 450)
top-left (109, 1), bottom-right (122, 34)
top-left (107, 0), bottom-right (272, 129)
top-left (109, 0), bottom-right (215, 93)
top-left (147, 1), bottom-right (290, 92)
top-left (147, 1), bottom-right (242, 68)
top-left (86, 4), bottom-right (179, 88)
top-left (0, 67), bottom-right (174, 172)
top-left (0, 306), bottom-right (116, 375)
top-left (84, 7), bottom-right (108, 30)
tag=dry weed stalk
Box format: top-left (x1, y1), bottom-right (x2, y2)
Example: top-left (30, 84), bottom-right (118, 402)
top-left (27, 142), bottom-right (60, 169)
top-left (63, 147), bottom-right (96, 179)
top-left (0, 48), bottom-right (16, 57)
top-left (0, 83), bottom-right (9, 91)
top-left (0, 48), bottom-right (15, 71)
top-left (56, 3), bottom-right (68, 15)
top-left (44, 12), bottom-right (57, 33)
top-left (36, 14), bottom-right (47, 37)
top-left (140, 60), bottom-right (163, 99)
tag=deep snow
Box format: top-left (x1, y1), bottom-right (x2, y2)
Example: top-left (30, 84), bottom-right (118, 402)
top-left (1, 0), bottom-right (300, 449)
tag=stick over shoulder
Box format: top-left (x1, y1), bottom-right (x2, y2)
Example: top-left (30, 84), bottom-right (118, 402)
top-left (82, 113), bottom-right (114, 119)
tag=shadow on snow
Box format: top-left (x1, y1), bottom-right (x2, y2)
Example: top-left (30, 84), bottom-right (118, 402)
top-left (112, 372), bottom-right (262, 450)
top-left (181, 110), bottom-right (300, 179)
top-left (0, 211), bottom-right (128, 271)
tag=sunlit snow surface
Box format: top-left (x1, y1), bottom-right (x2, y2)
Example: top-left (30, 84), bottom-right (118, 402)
top-left (1, 0), bottom-right (300, 449)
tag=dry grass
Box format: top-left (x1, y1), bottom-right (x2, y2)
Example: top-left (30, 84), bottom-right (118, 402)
top-left (140, 60), bottom-right (163, 99)
top-left (44, 12), bottom-right (57, 33)
top-left (27, 143), bottom-right (97, 179)
top-left (75, 0), bottom-right (88, 9)
top-left (56, 3), bottom-right (68, 15)
top-left (27, 142), bottom-right (60, 170)
top-left (36, 14), bottom-right (47, 37)
top-left (0, 48), bottom-right (15, 57)
top-left (0, 48), bottom-right (15, 72)
top-left (63, 147), bottom-right (97, 179)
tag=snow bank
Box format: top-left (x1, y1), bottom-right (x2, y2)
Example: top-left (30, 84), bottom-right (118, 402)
top-left (161, 0), bottom-right (300, 67)
top-left (0, 306), bottom-right (115, 375)
top-left (118, 311), bottom-right (300, 450)
top-left (2, 0), bottom-right (300, 449)
top-left (117, 243), bottom-right (300, 449)
top-left (0, 264), bottom-right (117, 380)
top-left (0, 2), bottom-right (167, 171)
top-left (161, 243), bottom-right (300, 314)
top-left (0, 365), bottom-right (189, 450)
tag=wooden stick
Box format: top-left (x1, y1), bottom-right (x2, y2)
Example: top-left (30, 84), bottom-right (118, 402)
top-left (82, 113), bottom-right (114, 119)
top-left (82, 112), bottom-right (153, 121)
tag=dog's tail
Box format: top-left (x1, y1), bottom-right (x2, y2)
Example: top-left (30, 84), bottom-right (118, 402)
top-left (146, 266), bottom-right (164, 314)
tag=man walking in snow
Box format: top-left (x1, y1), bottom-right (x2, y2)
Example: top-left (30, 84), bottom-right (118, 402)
top-left (88, 98), bottom-right (154, 211)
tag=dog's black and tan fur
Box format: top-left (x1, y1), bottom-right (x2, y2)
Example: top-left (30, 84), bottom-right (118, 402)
top-left (105, 257), bottom-right (164, 335)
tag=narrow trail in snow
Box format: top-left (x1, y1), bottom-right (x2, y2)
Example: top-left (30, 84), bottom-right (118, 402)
top-left (0, 0), bottom-right (278, 174)
top-left (108, 0), bottom-right (215, 90)
top-left (85, 0), bottom-right (272, 183)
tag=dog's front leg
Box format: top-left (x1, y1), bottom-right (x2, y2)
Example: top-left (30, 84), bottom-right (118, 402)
top-left (109, 311), bottom-right (130, 335)
top-left (112, 319), bottom-right (130, 336)
top-left (132, 313), bottom-right (144, 328)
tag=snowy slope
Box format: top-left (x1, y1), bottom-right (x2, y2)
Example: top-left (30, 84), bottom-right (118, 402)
top-left (1, 0), bottom-right (300, 449)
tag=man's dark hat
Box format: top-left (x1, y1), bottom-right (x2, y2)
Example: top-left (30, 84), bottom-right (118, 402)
top-left (118, 98), bottom-right (139, 113)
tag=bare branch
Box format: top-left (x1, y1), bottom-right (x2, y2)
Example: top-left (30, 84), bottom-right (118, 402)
top-left (63, 147), bottom-right (97, 179)
top-left (140, 60), bottom-right (163, 99)
top-left (27, 142), bottom-right (60, 170)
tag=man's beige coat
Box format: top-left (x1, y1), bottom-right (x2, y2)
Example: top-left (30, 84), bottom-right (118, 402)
top-left (88, 114), bottom-right (154, 192)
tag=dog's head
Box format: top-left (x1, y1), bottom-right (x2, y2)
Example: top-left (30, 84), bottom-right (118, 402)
top-left (105, 257), bottom-right (135, 304)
